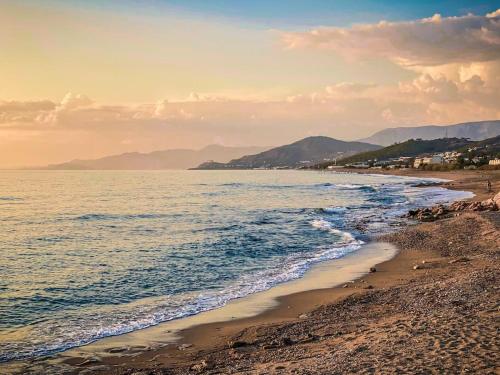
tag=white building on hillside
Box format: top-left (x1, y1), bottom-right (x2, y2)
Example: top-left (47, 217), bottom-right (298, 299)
top-left (414, 155), bottom-right (444, 168)
top-left (425, 155), bottom-right (444, 164)
top-left (489, 159), bottom-right (500, 166)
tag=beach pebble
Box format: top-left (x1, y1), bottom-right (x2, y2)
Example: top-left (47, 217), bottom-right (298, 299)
top-left (493, 191), bottom-right (500, 207)
top-left (298, 314), bottom-right (308, 319)
top-left (229, 340), bottom-right (249, 348)
top-left (413, 265), bottom-right (422, 270)
top-left (77, 356), bottom-right (101, 366)
top-left (177, 343), bottom-right (192, 350)
top-left (191, 360), bottom-right (209, 372)
top-left (369, 267), bottom-right (377, 273)
top-left (449, 257), bottom-right (470, 264)
top-left (108, 347), bottom-right (127, 354)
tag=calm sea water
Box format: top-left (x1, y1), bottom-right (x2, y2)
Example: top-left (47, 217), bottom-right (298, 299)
top-left (0, 170), bottom-right (471, 362)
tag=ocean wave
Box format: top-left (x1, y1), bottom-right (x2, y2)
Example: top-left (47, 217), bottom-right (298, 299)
top-left (321, 206), bottom-right (347, 214)
top-left (74, 213), bottom-right (169, 221)
top-left (310, 219), bottom-right (363, 245)
top-left (219, 182), bottom-right (245, 187)
top-left (336, 184), bottom-right (378, 192)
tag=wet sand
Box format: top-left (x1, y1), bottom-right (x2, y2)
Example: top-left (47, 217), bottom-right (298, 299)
top-left (7, 170), bottom-right (500, 374)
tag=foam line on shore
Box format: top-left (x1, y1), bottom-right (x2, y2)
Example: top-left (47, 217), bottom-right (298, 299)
top-left (55, 241), bottom-right (397, 363)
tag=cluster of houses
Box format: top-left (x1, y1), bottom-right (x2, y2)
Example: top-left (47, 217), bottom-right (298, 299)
top-left (414, 151), bottom-right (500, 169)
top-left (343, 152), bottom-right (500, 170)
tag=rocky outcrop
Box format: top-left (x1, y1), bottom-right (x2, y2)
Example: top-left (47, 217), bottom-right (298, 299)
top-left (407, 192), bottom-right (499, 222)
top-left (493, 192), bottom-right (500, 208)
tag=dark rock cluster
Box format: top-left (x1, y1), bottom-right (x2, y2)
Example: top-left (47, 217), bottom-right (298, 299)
top-left (407, 192), bottom-right (499, 221)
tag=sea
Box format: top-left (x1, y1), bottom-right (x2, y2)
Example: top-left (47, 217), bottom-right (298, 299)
top-left (0, 170), bottom-right (473, 363)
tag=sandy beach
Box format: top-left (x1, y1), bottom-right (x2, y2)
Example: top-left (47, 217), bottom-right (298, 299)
top-left (17, 169), bottom-right (500, 375)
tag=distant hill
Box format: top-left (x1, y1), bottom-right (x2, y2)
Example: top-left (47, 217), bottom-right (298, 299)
top-left (360, 120), bottom-right (500, 146)
top-left (457, 135), bottom-right (500, 155)
top-left (315, 138), bottom-right (473, 167)
top-left (194, 136), bottom-right (381, 169)
top-left (44, 145), bottom-right (269, 170)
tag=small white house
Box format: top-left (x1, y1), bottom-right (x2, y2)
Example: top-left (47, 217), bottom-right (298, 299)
top-left (489, 159), bottom-right (500, 166)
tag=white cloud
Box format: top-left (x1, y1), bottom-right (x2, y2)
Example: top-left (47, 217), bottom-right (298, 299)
top-left (34, 93), bottom-right (94, 124)
top-left (282, 10), bottom-right (500, 67)
top-left (59, 93), bottom-right (93, 110)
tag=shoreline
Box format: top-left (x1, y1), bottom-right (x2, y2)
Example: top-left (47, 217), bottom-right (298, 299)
top-left (57, 242), bottom-right (398, 362)
top-left (6, 169), bottom-right (499, 374)
top-left (337, 168), bottom-right (498, 201)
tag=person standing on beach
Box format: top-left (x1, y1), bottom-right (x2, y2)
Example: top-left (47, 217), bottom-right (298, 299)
top-left (487, 179), bottom-right (492, 193)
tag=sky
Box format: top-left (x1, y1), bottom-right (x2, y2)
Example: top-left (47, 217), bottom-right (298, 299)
top-left (1, 0), bottom-right (499, 167)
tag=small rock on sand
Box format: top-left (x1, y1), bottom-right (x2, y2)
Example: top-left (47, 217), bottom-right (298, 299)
top-left (178, 343), bottom-right (192, 350)
top-left (229, 340), bottom-right (249, 348)
top-left (77, 356), bottom-right (101, 366)
top-left (449, 257), bottom-right (470, 264)
top-left (413, 265), bottom-right (422, 270)
top-left (493, 191), bottom-right (500, 207)
top-left (191, 360), bottom-right (208, 372)
top-left (108, 347), bottom-right (127, 354)
top-left (369, 267), bottom-right (377, 273)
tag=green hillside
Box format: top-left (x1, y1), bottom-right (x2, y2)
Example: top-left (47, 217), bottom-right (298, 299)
top-left (457, 135), bottom-right (500, 154)
top-left (313, 138), bottom-right (472, 168)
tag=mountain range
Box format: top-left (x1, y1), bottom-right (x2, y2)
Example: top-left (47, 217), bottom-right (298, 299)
top-left (194, 136), bottom-right (381, 169)
top-left (359, 120), bottom-right (500, 146)
top-left (40, 120), bottom-right (499, 170)
top-left (44, 145), bottom-right (269, 170)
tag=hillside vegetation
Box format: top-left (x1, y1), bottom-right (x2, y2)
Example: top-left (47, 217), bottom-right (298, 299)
top-left (313, 138), bottom-right (472, 168)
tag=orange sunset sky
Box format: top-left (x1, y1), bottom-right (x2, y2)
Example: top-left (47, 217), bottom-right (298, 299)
top-left (1, 1), bottom-right (499, 167)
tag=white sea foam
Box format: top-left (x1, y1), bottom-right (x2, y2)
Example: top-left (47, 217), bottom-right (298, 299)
top-left (310, 219), bottom-right (363, 245)
top-left (322, 206), bottom-right (347, 214)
